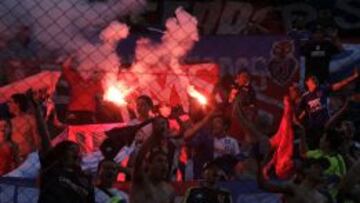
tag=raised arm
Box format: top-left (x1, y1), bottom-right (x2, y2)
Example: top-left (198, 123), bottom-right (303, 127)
top-left (132, 118), bottom-right (162, 184)
top-left (232, 95), bottom-right (263, 141)
top-left (331, 69), bottom-right (358, 91)
top-left (26, 90), bottom-right (52, 156)
top-left (183, 109), bottom-right (215, 141)
top-left (325, 98), bottom-right (349, 129)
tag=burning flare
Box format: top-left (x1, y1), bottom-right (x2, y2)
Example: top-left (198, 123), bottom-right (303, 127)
top-left (103, 82), bottom-right (131, 106)
top-left (187, 85), bottom-right (207, 105)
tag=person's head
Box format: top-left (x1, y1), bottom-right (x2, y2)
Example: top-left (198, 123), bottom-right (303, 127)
top-left (49, 141), bottom-right (81, 170)
top-left (136, 95), bottom-right (153, 119)
top-left (235, 70), bottom-right (250, 86)
top-left (202, 162), bottom-right (220, 186)
top-left (319, 129), bottom-right (344, 152)
top-left (289, 83), bottom-right (302, 102)
top-left (8, 94), bottom-right (28, 115)
top-left (340, 121), bottom-right (355, 140)
top-left (97, 159), bottom-right (118, 188)
top-left (153, 116), bottom-right (170, 138)
top-left (212, 115), bottom-right (231, 138)
top-left (305, 76), bottom-right (319, 92)
top-left (146, 147), bottom-right (169, 182)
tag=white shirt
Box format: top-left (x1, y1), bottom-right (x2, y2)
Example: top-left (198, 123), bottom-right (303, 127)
top-left (213, 136), bottom-right (240, 158)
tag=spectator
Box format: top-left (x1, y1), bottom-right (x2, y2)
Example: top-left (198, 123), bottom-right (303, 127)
top-left (298, 71), bottom-right (358, 149)
top-left (129, 117), bottom-right (176, 203)
top-left (300, 27), bottom-right (343, 84)
top-left (228, 70), bottom-right (257, 142)
top-left (300, 129), bottom-right (346, 178)
top-left (61, 56), bottom-right (104, 125)
top-left (182, 162), bottom-right (232, 203)
top-left (38, 141), bottom-right (95, 203)
top-left (185, 110), bottom-right (240, 179)
top-left (0, 94), bottom-right (39, 171)
top-left (338, 160), bottom-right (360, 202)
top-left (257, 157), bottom-right (328, 203)
top-left (95, 159), bottom-right (129, 203)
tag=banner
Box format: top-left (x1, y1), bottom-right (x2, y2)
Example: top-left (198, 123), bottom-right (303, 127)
top-left (52, 123), bottom-right (127, 153)
top-left (0, 71), bottom-right (61, 103)
top-left (186, 35), bottom-right (300, 124)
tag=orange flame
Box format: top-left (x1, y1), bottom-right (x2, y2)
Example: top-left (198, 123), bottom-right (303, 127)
top-left (103, 82), bottom-right (131, 106)
top-left (187, 85), bottom-right (207, 105)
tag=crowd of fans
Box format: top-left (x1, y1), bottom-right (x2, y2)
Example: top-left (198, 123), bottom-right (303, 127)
top-left (0, 27), bottom-right (360, 203)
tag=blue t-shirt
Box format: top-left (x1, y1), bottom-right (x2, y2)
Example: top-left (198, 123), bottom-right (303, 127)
top-left (300, 85), bottom-right (331, 128)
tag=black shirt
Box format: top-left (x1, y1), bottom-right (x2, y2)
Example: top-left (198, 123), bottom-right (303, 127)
top-left (301, 40), bottom-right (340, 83)
top-left (183, 186), bottom-right (232, 203)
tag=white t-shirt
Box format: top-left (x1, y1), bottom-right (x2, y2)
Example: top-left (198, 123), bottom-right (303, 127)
top-left (213, 136), bottom-right (240, 158)
top-left (95, 187), bottom-right (129, 203)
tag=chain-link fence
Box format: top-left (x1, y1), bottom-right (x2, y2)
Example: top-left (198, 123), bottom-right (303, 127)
top-left (1, 0), bottom-right (360, 202)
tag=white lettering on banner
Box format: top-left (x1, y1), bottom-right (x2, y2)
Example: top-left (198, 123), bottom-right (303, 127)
top-left (281, 3), bottom-right (317, 31)
top-left (193, 1), bottom-right (223, 34)
top-left (217, 2), bottom-right (253, 35)
top-left (335, 0), bottom-right (360, 29)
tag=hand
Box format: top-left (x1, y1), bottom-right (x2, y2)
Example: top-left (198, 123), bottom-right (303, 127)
top-left (228, 88), bottom-right (238, 103)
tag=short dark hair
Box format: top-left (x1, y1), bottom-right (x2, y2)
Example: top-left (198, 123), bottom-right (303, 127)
top-left (11, 93), bottom-right (29, 112)
top-left (137, 95), bottom-right (153, 108)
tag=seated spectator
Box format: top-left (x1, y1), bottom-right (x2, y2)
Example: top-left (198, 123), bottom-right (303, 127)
top-left (182, 161), bottom-right (232, 203)
top-left (95, 159), bottom-right (129, 203)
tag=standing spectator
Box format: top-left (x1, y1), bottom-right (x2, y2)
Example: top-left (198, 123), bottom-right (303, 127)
top-left (257, 157), bottom-right (328, 203)
top-left (61, 56), bottom-right (104, 124)
top-left (0, 94), bottom-right (39, 170)
top-left (185, 111), bottom-right (240, 179)
top-left (38, 141), bottom-right (95, 203)
top-left (95, 159), bottom-right (129, 203)
top-left (182, 162), bottom-right (232, 203)
top-left (130, 117), bottom-right (176, 203)
top-left (301, 28), bottom-right (343, 84)
top-left (299, 71), bottom-right (358, 149)
top-left (228, 70), bottom-right (257, 142)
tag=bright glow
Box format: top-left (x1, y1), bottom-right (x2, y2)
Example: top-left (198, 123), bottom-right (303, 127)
top-left (187, 85), bottom-right (207, 105)
top-left (103, 82), bottom-right (131, 106)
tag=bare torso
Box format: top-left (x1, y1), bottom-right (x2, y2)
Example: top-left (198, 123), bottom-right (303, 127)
top-left (130, 177), bottom-right (175, 203)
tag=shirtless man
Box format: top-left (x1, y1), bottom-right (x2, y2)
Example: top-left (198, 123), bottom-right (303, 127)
top-left (1, 94), bottom-right (39, 165)
top-left (130, 117), bottom-right (175, 203)
top-left (257, 157), bottom-right (329, 203)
